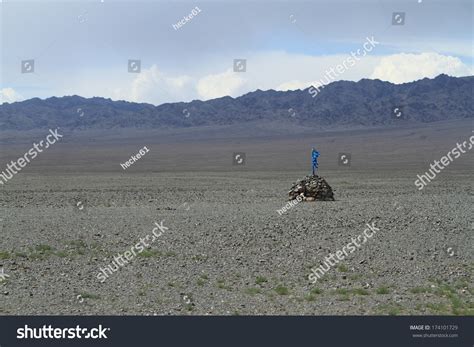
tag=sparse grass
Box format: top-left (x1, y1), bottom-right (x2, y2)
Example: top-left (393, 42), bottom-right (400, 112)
top-left (387, 307), bottom-right (402, 315)
top-left (68, 240), bottom-right (87, 249)
top-left (305, 288), bottom-right (323, 302)
top-left (427, 281), bottom-right (474, 315)
top-left (448, 293), bottom-right (472, 315)
top-left (334, 288), bottom-right (349, 295)
top-left (197, 274), bottom-right (209, 286)
top-left (415, 282), bottom-right (474, 315)
top-left (55, 250), bottom-right (68, 257)
top-left (337, 295), bottom-right (350, 301)
top-left (333, 288), bottom-right (369, 296)
top-left (378, 304), bottom-right (403, 316)
top-left (217, 279), bottom-right (231, 290)
top-left (35, 244), bottom-right (54, 253)
top-left (256, 276), bottom-right (268, 285)
top-left (17, 243), bottom-right (91, 259)
top-left (0, 251), bottom-right (10, 259)
top-left (66, 240), bottom-right (88, 255)
top-left (376, 287), bottom-right (390, 295)
top-left (245, 287), bottom-right (262, 295)
top-left (310, 288), bottom-right (323, 295)
top-left (352, 288), bottom-right (370, 296)
top-left (453, 280), bottom-right (473, 294)
top-left (138, 249), bottom-right (161, 258)
top-left (28, 244), bottom-right (56, 259)
top-left (410, 286), bottom-right (431, 294)
top-left (428, 277), bottom-right (443, 285)
top-left (448, 295), bottom-right (474, 315)
top-left (192, 254), bottom-right (208, 262)
top-left (274, 285), bottom-right (289, 295)
top-left (137, 284), bottom-right (150, 297)
top-left (426, 302), bottom-right (449, 314)
top-left (337, 264), bottom-right (348, 272)
top-left (433, 283), bottom-right (456, 297)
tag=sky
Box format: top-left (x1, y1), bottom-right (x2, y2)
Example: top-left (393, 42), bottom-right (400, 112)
top-left (1, 0), bottom-right (473, 105)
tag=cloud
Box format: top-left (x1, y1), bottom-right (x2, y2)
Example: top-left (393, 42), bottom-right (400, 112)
top-left (11, 51), bottom-right (473, 104)
top-left (271, 51), bottom-right (380, 91)
top-left (105, 64), bottom-right (192, 105)
top-left (196, 69), bottom-right (246, 100)
top-left (276, 80), bottom-right (310, 91)
top-left (370, 52), bottom-right (473, 84)
top-left (277, 78), bottom-right (328, 91)
top-left (383, 39), bottom-right (473, 60)
top-left (0, 88), bottom-right (24, 104)
top-left (112, 65), bottom-right (192, 104)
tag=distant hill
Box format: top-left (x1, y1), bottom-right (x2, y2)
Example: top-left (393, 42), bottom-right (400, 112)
top-left (0, 74), bottom-right (472, 131)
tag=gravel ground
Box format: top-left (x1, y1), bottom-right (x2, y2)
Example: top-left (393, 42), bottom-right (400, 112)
top-left (0, 170), bottom-right (472, 315)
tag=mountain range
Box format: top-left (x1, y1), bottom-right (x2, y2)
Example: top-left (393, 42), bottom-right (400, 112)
top-left (0, 74), bottom-right (472, 131)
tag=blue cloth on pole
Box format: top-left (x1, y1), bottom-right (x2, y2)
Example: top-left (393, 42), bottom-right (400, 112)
top-left (311, 148), bottom-right (320, 175)
top-left (312, 149), bottom-right (320, 167)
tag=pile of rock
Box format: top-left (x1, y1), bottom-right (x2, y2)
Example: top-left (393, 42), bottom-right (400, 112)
top-left (288, 175), bottom-right (335, 201)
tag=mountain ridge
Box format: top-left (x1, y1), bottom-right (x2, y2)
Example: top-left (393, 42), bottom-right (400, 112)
top-left (1, 74), bottom-right (472, 131)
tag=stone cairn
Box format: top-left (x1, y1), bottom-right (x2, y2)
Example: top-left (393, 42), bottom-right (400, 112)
top-left (288, 175), bottom-right (335, 201)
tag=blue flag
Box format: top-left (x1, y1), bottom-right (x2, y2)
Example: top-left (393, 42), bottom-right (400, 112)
top-left (311, 148), bottom-right (320, 175)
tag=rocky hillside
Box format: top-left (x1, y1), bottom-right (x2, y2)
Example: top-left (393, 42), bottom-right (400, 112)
top-left (0, 74), bottom-right (472, 130)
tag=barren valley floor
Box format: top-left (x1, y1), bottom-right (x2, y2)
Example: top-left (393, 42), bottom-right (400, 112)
top-left (1, 170), bottom-right (472, 315)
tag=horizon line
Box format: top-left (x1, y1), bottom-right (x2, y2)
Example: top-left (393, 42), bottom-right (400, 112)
top-left (2, 73), bottom-right (472, 108)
